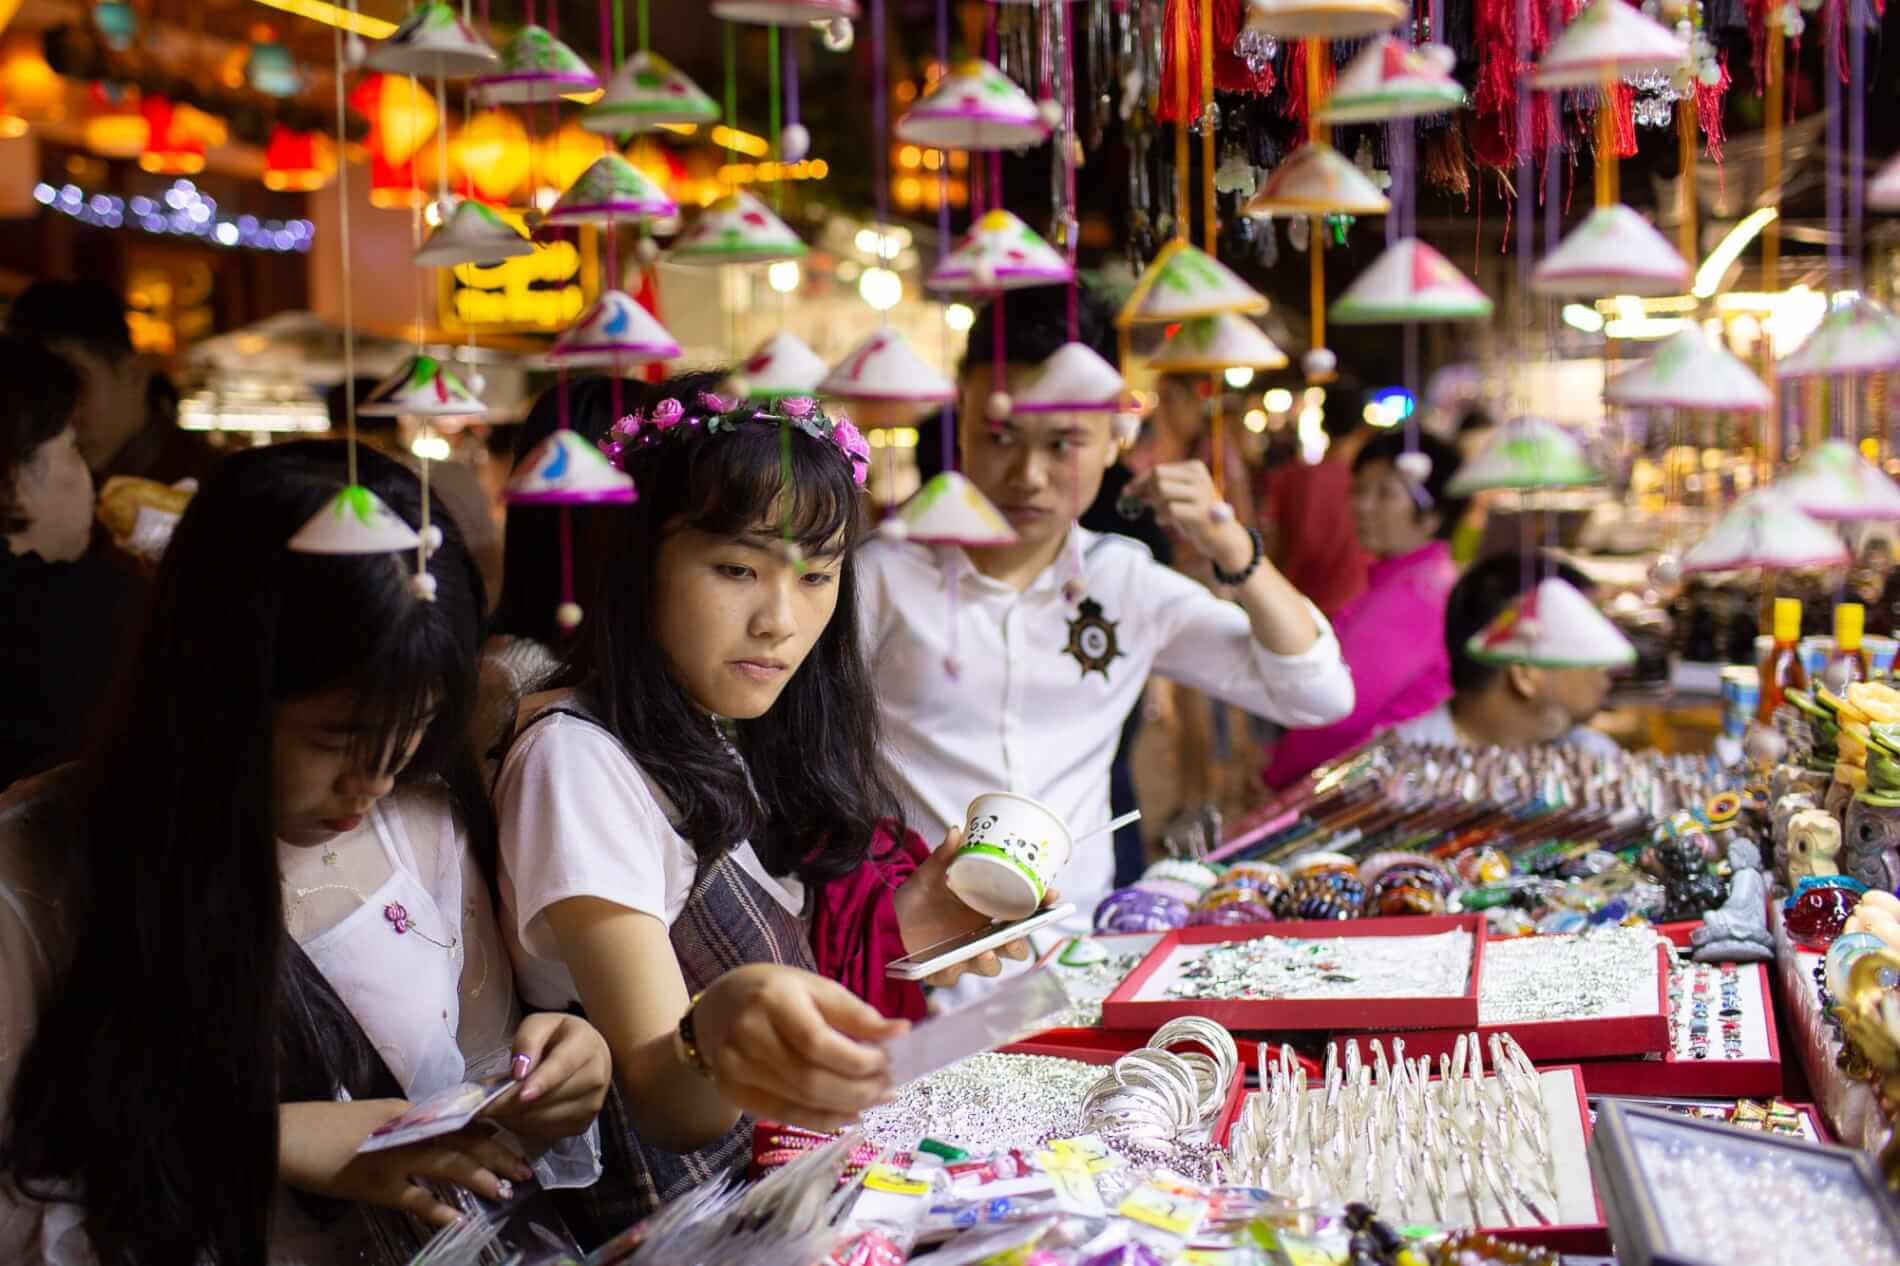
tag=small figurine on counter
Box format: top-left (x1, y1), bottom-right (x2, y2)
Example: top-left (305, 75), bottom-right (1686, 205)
top-left (1841, 796), bottom-right (1900, 894)
top-left (1785, 809), bottom-right (1843, 886)
top-left (1653, 824), bottom-right (1730, 924)
top-left (1770, 791), bottom-right (1818, 880)
top-left (1691, 838), bottom-right (1774, 963)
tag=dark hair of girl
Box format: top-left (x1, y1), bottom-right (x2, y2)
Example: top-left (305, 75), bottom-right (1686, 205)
top-left (554, 381), bottom-right (904, 882)
top-left (489, 371), bottom-right (726, 646)
top-left (1, 440), bottom-right (490, 1266)
top-left (0, 335), bottom-right (84, 536)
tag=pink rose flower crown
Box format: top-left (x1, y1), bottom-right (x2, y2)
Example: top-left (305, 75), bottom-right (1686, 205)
top-left (602, 390), bottom-right (869, 490)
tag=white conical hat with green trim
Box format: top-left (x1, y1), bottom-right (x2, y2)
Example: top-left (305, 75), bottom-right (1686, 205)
top-left (668, 192), bottom-right (807, 264)
top-left (356, 354), bottom-right (486, 417)
top-left (1533, 0), bottom-right (1690, 89)
top-left (366, 2), bottom-right (497, 79)
top-left (543, 153), bottom-right (677, 224)
top-left (1014, 342), bottom-right (1127, 413)
top-left (1870, 152), bottom-right (1900, 212)
top-left (1117, 239), bottom-right (1268, 326)
top-left (739, 331), bottom-right (829, 397)
top-left (1447, 415), bottom-right (1603, 495)
top-left (895, 58), bottom-right (1050, 151)
top-left (1603, 324), bottom-right (1773, 412)
top-left (1467, 576), bottom-right (1637, 669)
top-left (1681, 491), bottom-right (1849, 573)
top-left (1148, 314), bottom-right (1290, 373)
top-left (506, 429), bottom-right (637, 505)
top-left (1243, 142), bottom-right (1391, 216)
top-left (1531, 205), bottom-right (1689, 298)
top-left (711, 0), bottom-right (860, 24)
top-left (1772, 438), bottom-right (1900, 522)
top-left (1777, 297), bottom-right (1900, 379)
top-left (474, 23), bottom-right (599, 105)
top-left (583, 50), bottom-right (720, 133)
top-left (927, 209), bottom-right (1072, 292)
top-left (1330, 238), bottom-right (1493, 324)
top-left (821, 329), bottom-right (955, 402)
top-left (289, 484), bottom-right (424, 554)
top-left (1318, 38), bottom-right (1465, 124)
top-left (413, 199), bottom-right (533, 268)
top-left (887, 471), bottom-right (1019, 547)
top-left (1245, 0), bottom-right (1409, 40)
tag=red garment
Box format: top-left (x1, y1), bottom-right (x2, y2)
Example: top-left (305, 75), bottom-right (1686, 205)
top-left (1262, 459), bottom-right (1370, 617)
top-left (809, 821), bottom-right (929, 1022)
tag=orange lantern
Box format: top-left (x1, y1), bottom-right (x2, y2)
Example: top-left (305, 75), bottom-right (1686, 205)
top-left (450, 109), bottom-right (531, 204)
top-left (1, 34), bottom-right (64, 121)
top-left (139, 97), bottom-right (224, 175)
top-left (540, 120), bottom-right (604, 195)
top-left (352, 73), bottom-right (442, 209)
top-left (262, 125), bottom-right (333, 192)
top-left (84, 83), bottom-right (147, 158)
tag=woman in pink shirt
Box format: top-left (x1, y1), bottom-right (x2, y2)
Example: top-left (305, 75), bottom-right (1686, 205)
top-left (1264, 430), bottom-right (1469, 788)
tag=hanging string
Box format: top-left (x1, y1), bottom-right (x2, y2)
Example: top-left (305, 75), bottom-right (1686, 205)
top-left (1173, 1), bottom-right (1189, 238)
top-left (724, 21), bottom-right (739, 356)
top-left (937, 0), bottom-right (955, 477)
top-left (1308, 39), bottom-right (1329, 377)
top-left (1849, 0), bottom-right (1865, 285)
top-left (614, 0), bottom-right (625, 64)
top-left (1198, 0), bottom-right (1222, 497)
top-left (1762, 19), bottom-right (1784, 290)
top-left (636, 0), bottom-right (649, 52)
top-left (1062, 0), bottom-right (1078, 345)
top-left (1823, 0), bottom-right (1842, 297)
top-left (333, 20), bottom-right (357, 487)
top-left (769, 26), bottom-right (783, 217)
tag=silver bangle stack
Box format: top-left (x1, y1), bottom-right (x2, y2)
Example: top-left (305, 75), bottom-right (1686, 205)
top-left (1078, 1016), bottom-right (1239, 1150)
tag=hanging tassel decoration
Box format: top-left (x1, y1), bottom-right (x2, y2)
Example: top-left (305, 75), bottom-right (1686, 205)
top-left (1158, 0), bottom-right (1205, 122)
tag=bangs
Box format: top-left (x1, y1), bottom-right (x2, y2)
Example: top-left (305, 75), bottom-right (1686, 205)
top-left (666, 422), bottom-right (864, 553)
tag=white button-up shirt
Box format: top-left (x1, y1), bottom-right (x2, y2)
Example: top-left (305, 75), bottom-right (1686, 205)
top-left (857, 527), bottom-right (1355, 913)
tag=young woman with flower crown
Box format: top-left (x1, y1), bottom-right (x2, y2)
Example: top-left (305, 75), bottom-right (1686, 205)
top-left (493, 382), bottom-right (1036, 1239)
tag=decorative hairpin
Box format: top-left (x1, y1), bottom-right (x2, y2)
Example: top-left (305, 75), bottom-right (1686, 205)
top-left (602, 391), bottom-right (870, 489)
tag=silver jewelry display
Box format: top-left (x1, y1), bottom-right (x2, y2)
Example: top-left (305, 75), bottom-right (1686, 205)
top-left (1478, 924), bottom-right (1663, 1024)
top-left (1165, 929), bottom-right (1473, 1002)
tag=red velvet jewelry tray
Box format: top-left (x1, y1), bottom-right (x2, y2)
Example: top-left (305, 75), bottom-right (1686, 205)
top-left (1340, 941), bottom-right (1670, 1064)
top-left (1573, 961), bottom-right (1780, 1098)
top-left (993, 1039), bottom-right (1255, 1147)
top-left (1099, 914), bottom-right (1486, 1033)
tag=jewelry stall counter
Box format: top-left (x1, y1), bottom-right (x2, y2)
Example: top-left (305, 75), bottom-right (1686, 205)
top-left (1771, 903), bottom-right (1891, 1152)
top-left (1575, 959), bottom-right (1783, 1098)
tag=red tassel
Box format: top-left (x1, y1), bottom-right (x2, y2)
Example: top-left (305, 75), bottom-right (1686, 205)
top-left (1283, 37), bottom-right (1306, 123)
top-left (1157, 0), bottom-right (1204, 123)
top-left (1742, 0), bottom-right (1777, 89)
top-left (1696, 52), bottom-right (1731, 163)
top-left (1612, 83), bottom-right (1637, 158)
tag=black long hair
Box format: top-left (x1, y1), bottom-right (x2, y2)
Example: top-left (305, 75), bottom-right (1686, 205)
top-left (555, 383), bottom-right (904, 882)
top-left (1, 441), bottom-right (490, 1266)
top-left (489, 371), bottom-right (726, 646)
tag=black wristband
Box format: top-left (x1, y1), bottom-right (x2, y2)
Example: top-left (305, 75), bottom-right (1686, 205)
top-left (1210, 527), bottom-right (1263, 587)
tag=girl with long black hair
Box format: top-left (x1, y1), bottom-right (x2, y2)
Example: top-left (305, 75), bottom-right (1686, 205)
top-left (0, 442), bottom-right (610, 1265)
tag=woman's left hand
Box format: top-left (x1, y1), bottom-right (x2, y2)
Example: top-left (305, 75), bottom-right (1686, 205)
top-left (891, 826), bottom-right (1053, 987)
top-left (484, 1012), bottom-right (613, 1141)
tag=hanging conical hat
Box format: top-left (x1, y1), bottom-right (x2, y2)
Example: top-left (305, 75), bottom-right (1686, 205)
top-left (543, 153), bottom-right (677, 224)
top-left (1330, 238), bottom-right (1494, 324)
top-left (1530, 205), bottom-right (1690, 298)
top-left (356, 354), bottom-right (486, 417)
top-left (583, 51), bottom-right (719, 134)
top-left (1870, 152), bottom-right (1900, 212)
top-left (474, 24), bottom-right (599, 105)
top-left (1466, 577), bottom-right (1637, 669)
top-left (1148, 314), bottom-right (1290, 373)
top-left (549, 290), bottom-right (680, 365)
top-left (1014, 342), bottom-right (1128, 414)
top-left (413, 199), bottom-right (533, 267)
top-left (895, 59), bottom-right (1050, 151)
top-left (739, 331), bottom-right (830, 398)
top-left (289, 484), bottom-right (424, 554)
top-left (366, 2), bottom-right (497, 79)
top-left (927, 209), bottom-right (1073, 292)
top-left (887, 471), bottom-right (1019, 547)
top-left (668, 191), bottom-right (807, 264)
top-left (711, 0), bottom-right (860, 23)
top-left (1244, 0), bottom-right (1409, 40)
top-left (1777, 297), bottom-right (1900, 379)
top-left (1772, 439), bottom-right (1900, 522)
top-left (1243, 142), bottom-right (1391, 217)
top-left (821, 329), bottom-right (955, 402)
top-left (1680, 491), bottom-right (1850, 573)
top-left (506, 429), bottom-right (638, 505)
top-left (1603, 324), bottom-right (1773, 412)
top-left (1446, 416), bottom-right (1603, 495)
top-left (1533, 0), bottom-right (1690, 90)
top-left (1318, 38), bottom-right (1465, 124)
top-left (1117, 239), bottom-right (1268, 326)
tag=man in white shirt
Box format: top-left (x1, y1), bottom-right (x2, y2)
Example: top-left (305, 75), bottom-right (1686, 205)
top-left (857, 286), bottom-right (1354, 928)
top-left (1388, 552), bottom-right (1620, 758)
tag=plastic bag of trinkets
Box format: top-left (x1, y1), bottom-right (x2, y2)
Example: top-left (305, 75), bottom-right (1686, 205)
top-left (1588, 1102), bottom-right (1900, 1266)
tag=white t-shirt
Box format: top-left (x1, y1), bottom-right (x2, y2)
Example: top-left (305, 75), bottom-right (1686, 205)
top-left (494, 693), bottom-right (804, 1011)
top-left (1388, 702), bottom-right (1622, 759)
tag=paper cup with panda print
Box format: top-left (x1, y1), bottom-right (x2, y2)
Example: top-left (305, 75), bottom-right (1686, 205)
top-left (946, 792), bottom-right (1073, 920)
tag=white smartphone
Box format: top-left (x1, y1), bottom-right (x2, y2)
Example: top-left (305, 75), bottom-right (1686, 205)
top-left (883, 903), bottom-right (1077, 982)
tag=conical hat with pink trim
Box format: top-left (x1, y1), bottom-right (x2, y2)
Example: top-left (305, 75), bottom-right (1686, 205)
top-left (1243, 142), bottom-right (1391, 216)
top-left (1869, 152), bottom-right (1900, 212)
top-left (739, 331), bottom-right (830, 398)
top-left (1466, 577), bottom-right (1637, 669)
top-left (413, 199), bottom-right (533, 267)
top-left (549, 290), bottom-right (680, 365)
top-left (543, 153), bottom-right (677, 224)
top-left (356, 354), bottom-right (487, 417)
top-left (1148, 314), bottom-right (1290, 373)
top-left (1331, 238), bottom-right (1493, 323)
top-left (895, 59), bottom-right (1050, 151)
top-left (583, 50), bottom-right (719, 133)
top-left (821, 329), bottom-right (955, 402)
top-left (1533, 0), bottom-right (1690, 89)
top-left (1603, 325), bottom-right (1773, 412)
top-left (1245, 0), bottom-right (1409, 41)
top-left (1318, 38), bottom-right (1465, 124)
top-left (473, 24), bottom-right (599, 105)
top-left (928, 209), bottom-right (1072, 292)
top-left (711, 0), bottom-right (860, 24)
top-left (1681, 491), bottom-right (1850, 573)
top-left (1771, 439), bottom-right (1900, 522)
top-left (1531, 205), bottom-right (1689, 298)
top-left (1117, 239), bottom-right (1268, 326)
top-left (1777, 297), bottom-right (1900, 379)
top-left (888, 471), bottom-right (1019, 547)
top-left (288, 484), bottom-right (424, 554)
top-left (668, 192), bottom-right (807, 264)
top-left (506, 429), bottom-right (637, 505)
top-left (366, 2), bottom-right (496, 79)
top-left (1014, 342), bottom-right (1128, 414)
